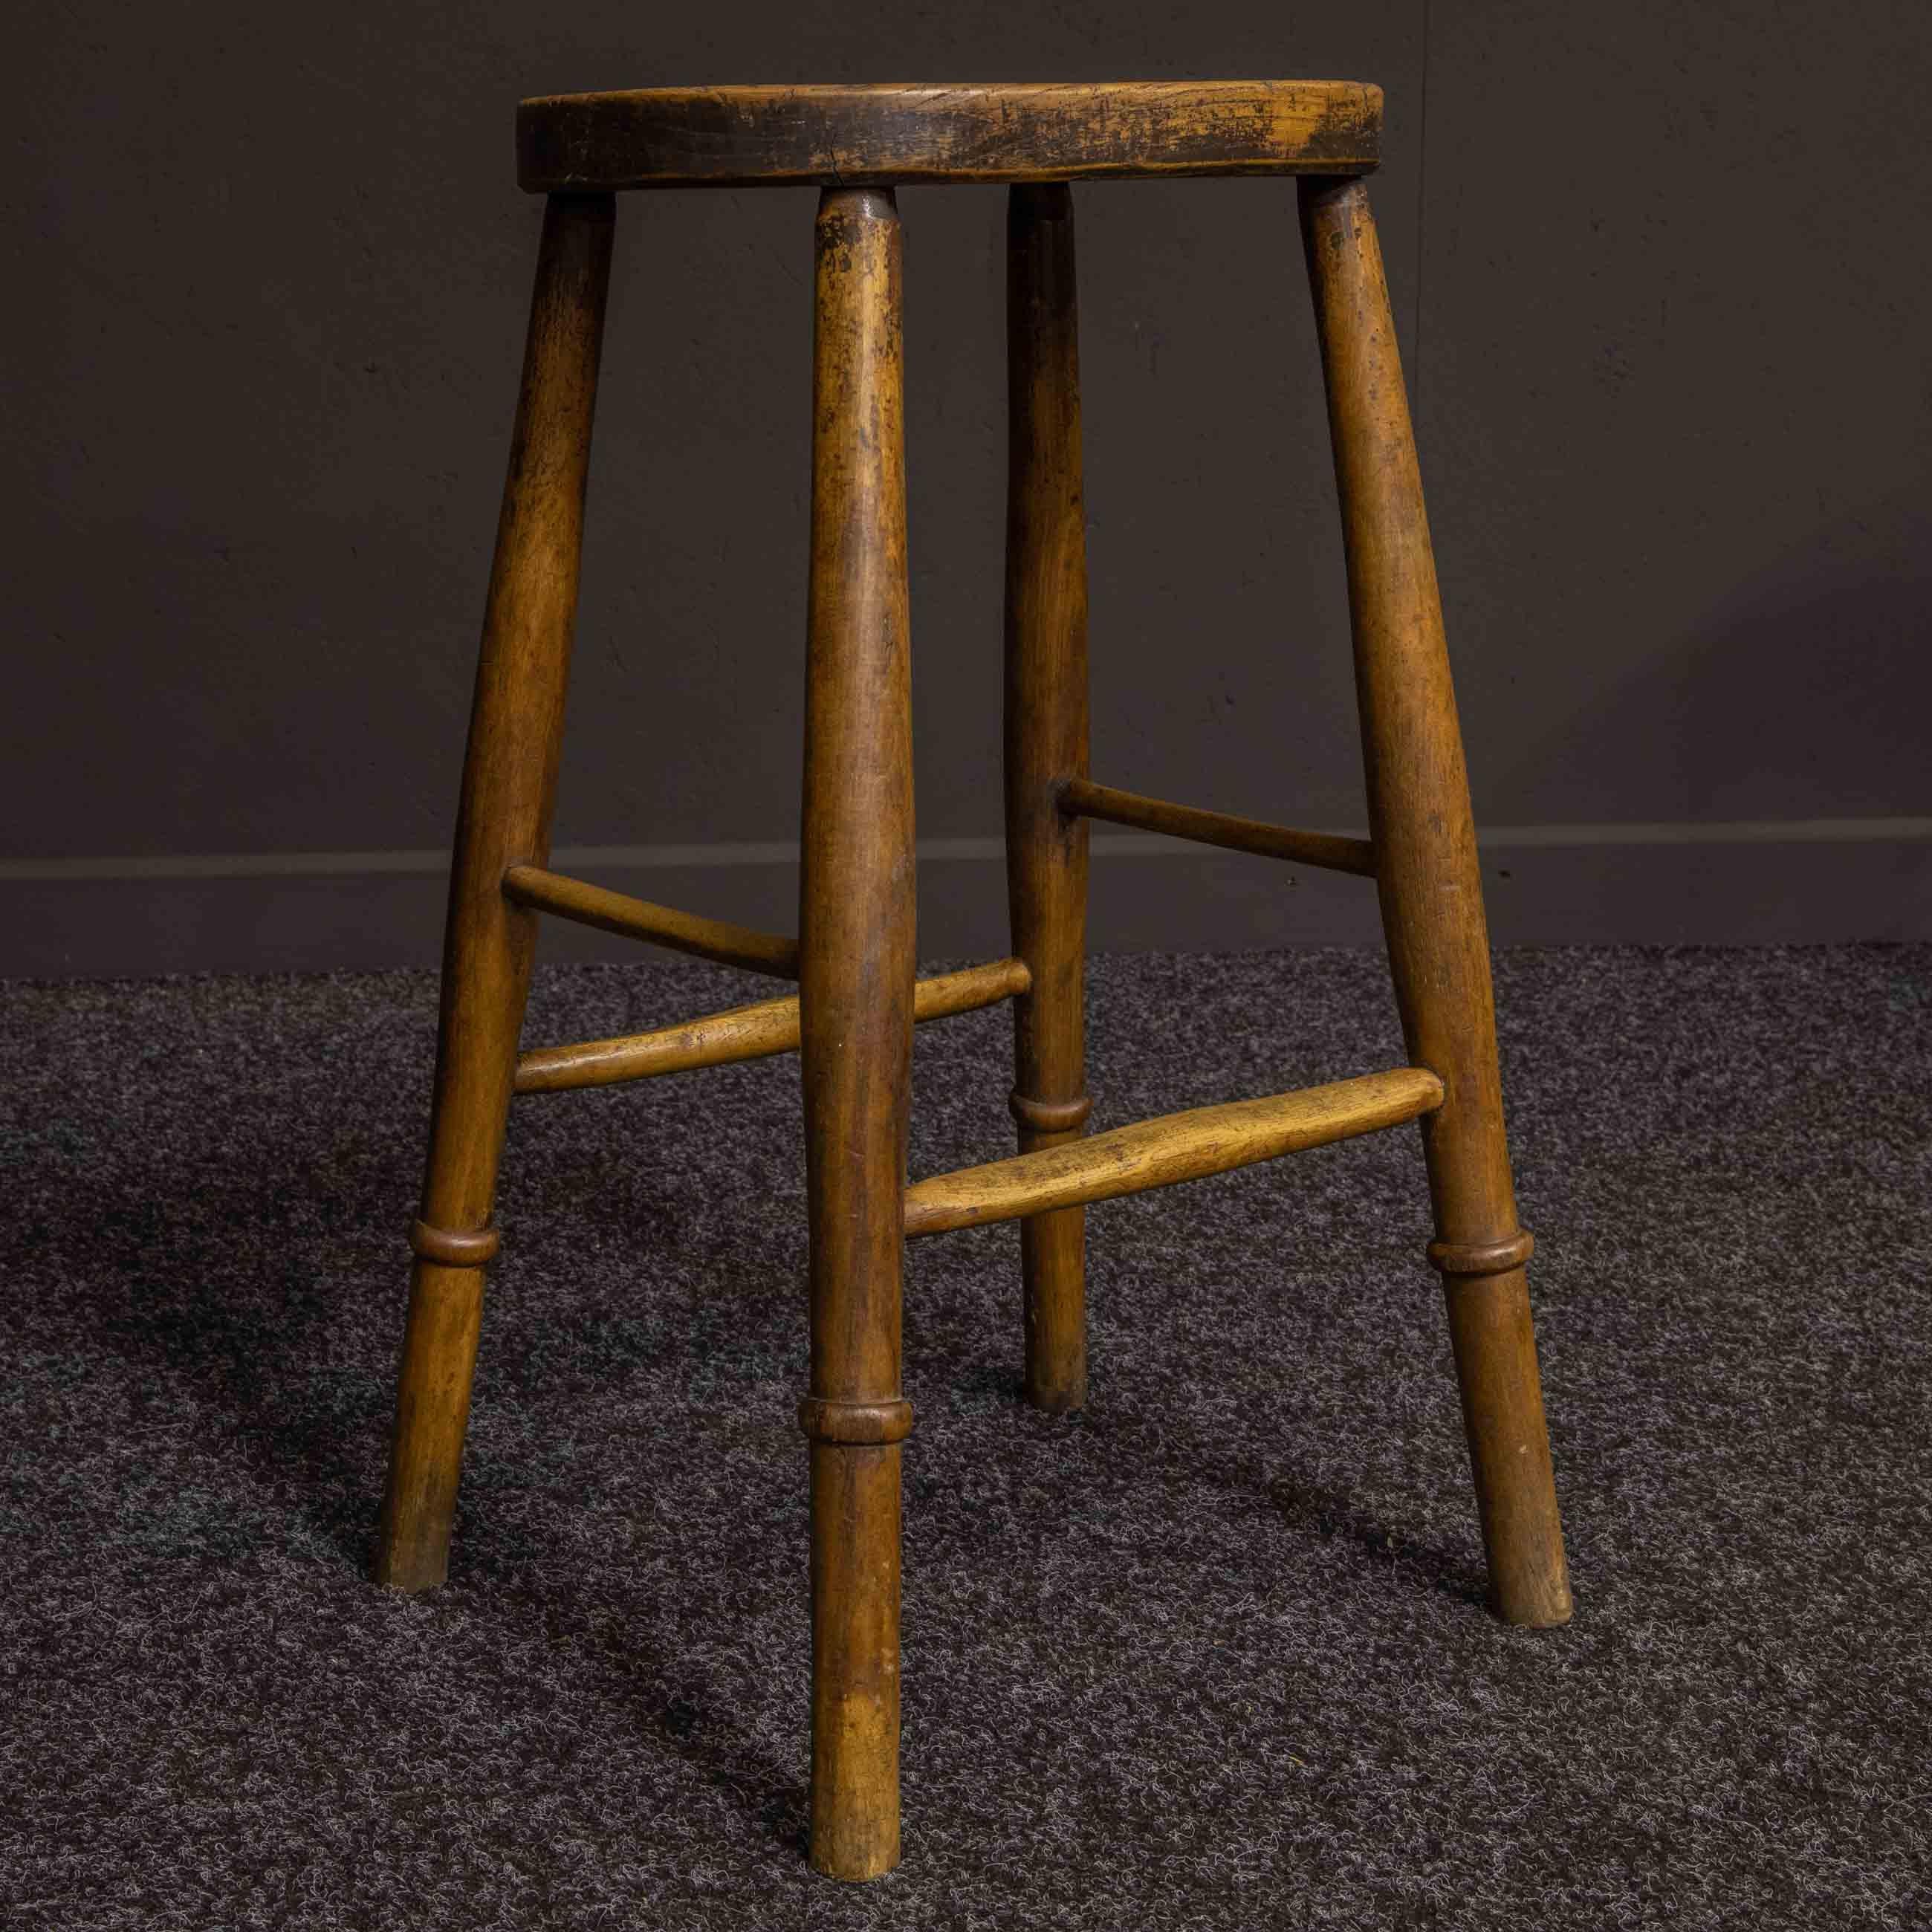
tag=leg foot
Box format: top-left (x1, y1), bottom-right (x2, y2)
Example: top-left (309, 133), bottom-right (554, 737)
top-left (808, 1441), bottom-right (905, 1879)
top-left (375, 1261), bottom-right (484, 1590)
top-left (1439, 1265), bottom-right (1571, 1624)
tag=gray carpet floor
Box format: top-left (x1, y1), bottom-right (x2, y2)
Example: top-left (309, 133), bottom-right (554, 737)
top-left (2, 945), bottom-right (1929, 1928)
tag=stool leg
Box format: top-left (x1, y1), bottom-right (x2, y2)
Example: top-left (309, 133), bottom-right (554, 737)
top-left (1004, 184), bottom-right (1092, 1413)
top-left (798, 187), bottom-right (916, 1881)
top-left (374, 192), bottom-right (615, 1592)
top-left (1299, 177), bottom-right (1572, 1628)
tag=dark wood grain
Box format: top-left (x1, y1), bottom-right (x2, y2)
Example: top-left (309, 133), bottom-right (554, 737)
top-left (1300, 175), bottom-right (1572, 1630)
top-left (374, 193), bottom-right (614, 1592)
top-left (519, 81), bottom-right (1381, 192)
top-left (1005, 184), bottom-right (1092, 1414)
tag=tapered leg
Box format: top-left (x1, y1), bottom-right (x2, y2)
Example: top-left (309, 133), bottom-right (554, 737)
top-left (1004, 184), bottom-right (1092, 1413)
top-left (797, 186), bottom-right (916, 1881)
top-left (374, 192), bottom-right (615, 1592)
top-left (1300, 177), bottom-right (1572, 1628)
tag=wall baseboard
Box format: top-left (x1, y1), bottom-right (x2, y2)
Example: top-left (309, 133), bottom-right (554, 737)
top-left (3, 823), bottom-right (1928, 979)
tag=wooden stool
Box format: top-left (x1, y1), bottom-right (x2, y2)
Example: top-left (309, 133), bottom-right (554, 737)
top-left (375, 81), bottom-right (1572, 1881)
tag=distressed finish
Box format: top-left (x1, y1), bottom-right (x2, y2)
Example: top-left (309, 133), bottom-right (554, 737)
top-left (377, 75), bottom-right (1572, 1886)
top-left (519, 81), bottom-right (1381, 192)
top-left (905, 1069), bottom-right (1444, 1237)
top-left (513, 956), bottom-right (1030, 1095)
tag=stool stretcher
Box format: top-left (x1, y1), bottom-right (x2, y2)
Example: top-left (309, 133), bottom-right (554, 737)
top-left (513, 956), bottom-right (1032, 1093)
top-left (904, 1066), bottom-right (1443, 1236)
top-left (502, 863), bottom-right (800, 977)
top-left (1060, 777), bottom-right (1377, 877)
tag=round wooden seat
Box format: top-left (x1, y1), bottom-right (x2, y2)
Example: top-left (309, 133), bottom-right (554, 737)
top-left (516, 80), bottom-right (1382, 192)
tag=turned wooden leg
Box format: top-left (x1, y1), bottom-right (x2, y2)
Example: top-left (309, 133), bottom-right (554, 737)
top-left (1004, 184), bottom-right (1092, 1414)
top-left (1300, 177), bottom-right (1572, 1628)
top-left (374, 192), bottom-right (615, 1592)
top-left (797, 186), bottom-right (916, 1881)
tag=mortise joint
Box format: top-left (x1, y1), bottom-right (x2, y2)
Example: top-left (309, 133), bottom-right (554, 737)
top-left (1009, 1089), bottom-right (1092, 1135)
top-left (797, 1395), bottom-right (915, 1447)
top-left (409, 1219), bottom-right (502, 1268)
top-left (1427, 1229), bottom-right (1535, 1278)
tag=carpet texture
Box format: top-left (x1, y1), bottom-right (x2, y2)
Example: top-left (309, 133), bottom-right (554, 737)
top-left (2, 945), bottom-right (1928, 1928)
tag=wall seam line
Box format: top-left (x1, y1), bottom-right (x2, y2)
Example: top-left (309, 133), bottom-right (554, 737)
top-left (5, 820), bottom-right (1932, 883)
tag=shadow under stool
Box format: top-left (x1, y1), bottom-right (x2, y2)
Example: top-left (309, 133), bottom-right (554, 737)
top-left (372, 80), bottom-right (1573, 1882)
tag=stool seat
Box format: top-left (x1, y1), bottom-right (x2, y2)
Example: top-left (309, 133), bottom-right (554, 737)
top-left (516, 80), bottom-right (1382, 192)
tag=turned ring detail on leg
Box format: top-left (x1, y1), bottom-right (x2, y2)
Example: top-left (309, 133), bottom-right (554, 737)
top-left (1008, 1089), bottom-right (1092, 1135)
top-left (1426, 1229), bottom-right (1536, 1278)
top-left (797, 1396), bottom-right (915, 1447)
top-left (409, 1219), bottom-right (503, 1268)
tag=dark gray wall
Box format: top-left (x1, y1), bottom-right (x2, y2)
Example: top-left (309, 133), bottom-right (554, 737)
top-left (5, 3), bottom-right (1928, 976)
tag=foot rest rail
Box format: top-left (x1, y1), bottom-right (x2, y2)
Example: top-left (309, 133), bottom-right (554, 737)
top-left (903, 1066), bottom-right (1442, 1236)
top-left (515, 956), bottom-right (1032, 1094)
